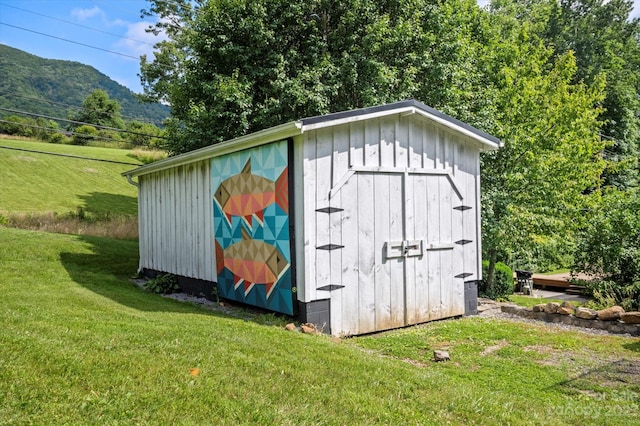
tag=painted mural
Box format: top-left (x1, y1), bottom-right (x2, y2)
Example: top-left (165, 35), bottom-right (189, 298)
top-left (212, 140), bottom-right (293, 315)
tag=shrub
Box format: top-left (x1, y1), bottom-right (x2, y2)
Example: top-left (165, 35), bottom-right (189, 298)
top-left (479, 261), bottom-right (514, 299)
top-left (145, 274), bottom-right (180, 294)
top-left (574, 189), bottom-right (640, 310)
top-left (71, 125), bottom-right (98, 145)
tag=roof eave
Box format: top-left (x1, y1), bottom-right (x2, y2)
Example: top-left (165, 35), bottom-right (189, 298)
top-left (122, 121), bottom-right (302, 178)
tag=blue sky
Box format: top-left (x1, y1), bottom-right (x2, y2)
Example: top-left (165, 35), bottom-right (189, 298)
top-left (1, 1), bottom-right (639, 94)
top-left (0, 0), bottom-right (161, 93)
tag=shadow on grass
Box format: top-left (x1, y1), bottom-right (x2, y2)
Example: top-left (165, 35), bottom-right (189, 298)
top-left (60, 234), bottom-right (287, 328)
top-left (556, 358), bottom-right (640, 392)
top-left (78, 192), bottom-right (137, 217)
top-left (60, 234), bottom-right (224, 316)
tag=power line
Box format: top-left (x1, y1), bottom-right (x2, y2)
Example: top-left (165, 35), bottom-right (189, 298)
top-left (0, 118), bottom-right (155, 145)
top-left (0, 144), bottom-right (140, 166)
top-left (0, 22), bottom-right (140, 60)
top-left (0, 2), bottom-right (154, 47)
top-left (0, 92), bottom-right (166, 126)
top-left (0, 107), bottom-right (168, 139)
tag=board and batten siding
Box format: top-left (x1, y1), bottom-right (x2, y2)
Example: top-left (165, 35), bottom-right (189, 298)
top-left (138, 160), bottom-right (215, 282)
top-left (300, 112), bottom-right (482, 335)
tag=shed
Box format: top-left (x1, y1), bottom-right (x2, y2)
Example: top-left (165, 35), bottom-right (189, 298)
top-left (123, 100), bottom-right (501, 336)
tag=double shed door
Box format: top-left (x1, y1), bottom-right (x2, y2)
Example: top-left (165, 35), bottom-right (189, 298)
top-left (329, 170), bottom-right (466, 335)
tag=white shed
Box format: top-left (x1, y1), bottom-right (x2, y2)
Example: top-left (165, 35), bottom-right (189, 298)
top-left (123, 100), bottom-right (501, 336)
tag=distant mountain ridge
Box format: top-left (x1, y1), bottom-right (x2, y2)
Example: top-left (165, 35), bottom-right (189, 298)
top-left (0, 44), bottom-right (169, 127)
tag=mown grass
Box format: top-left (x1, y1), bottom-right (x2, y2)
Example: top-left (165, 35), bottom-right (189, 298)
top-left (1, 226), bottom-right (639, 424)
top-left (0, 138), bottom-right (139, 215)
top-left (507, 294), bottom-right (584, 308)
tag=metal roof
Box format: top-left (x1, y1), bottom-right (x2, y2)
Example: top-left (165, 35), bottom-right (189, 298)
top-left (123, 99), bottom-right (501, 178)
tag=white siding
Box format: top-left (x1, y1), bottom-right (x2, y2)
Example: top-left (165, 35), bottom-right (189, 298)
top-left (301, 112), bottom-right (481, 335)
top-left (137, 160), bottom-right (214, 281)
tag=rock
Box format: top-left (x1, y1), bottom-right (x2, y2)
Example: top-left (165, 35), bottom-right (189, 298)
top-left (284, 323), bottom-right (297, 331)
top-left (575, 307), bottom-right (598, 320)
top-left (544, 302), bottom-right (560, 314)
top-left (597, 306), bottom-right (624, 321)
top-left (620, 312), bottom-right (640, 324)
top-left (532, 304), bottom-right (547, 312)
top-left (301, 323), bottom-right (317, 334)
top-left (557, 302), bottom-right (574, 315)
top-left (434, 350), bottom-right (450, 362)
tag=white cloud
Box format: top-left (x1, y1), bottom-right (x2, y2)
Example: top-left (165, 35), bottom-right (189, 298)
top-left (70, 6), bottom-right (104, 21)
top-left (115, 21), bottom-right (167, 61)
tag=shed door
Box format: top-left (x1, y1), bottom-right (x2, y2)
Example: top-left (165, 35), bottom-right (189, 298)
top-left (330, 170), bottom-right (464, 335)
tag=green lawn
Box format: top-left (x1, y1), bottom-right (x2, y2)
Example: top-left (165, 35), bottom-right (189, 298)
top-left (0, 139), bottom-right (139, 215)
top-left (1, 226), bottom-right (639, 424)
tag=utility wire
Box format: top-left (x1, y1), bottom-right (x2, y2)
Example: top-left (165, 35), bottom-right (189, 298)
top-left (0, 107), bottom-right (169, 139)
top-left (0, 144), bottom-right (140, 166)
top-left (0, 92), bottom-right (166, 125)
top-left (0, 2), bottom-right (154, 46)
top-left (0, 22), bottom-right (140, 60)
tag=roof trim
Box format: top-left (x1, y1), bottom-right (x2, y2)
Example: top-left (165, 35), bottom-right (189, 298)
top-left (300, 99), bottom-right (501, 150)
top-left (123, 99), bottom-right (501, 178)
top-left (123, 121), bottom-right (302, 177)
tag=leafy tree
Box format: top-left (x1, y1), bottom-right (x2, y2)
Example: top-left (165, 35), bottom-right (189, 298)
top-left (141, 0), bottom-right (493, 154)
top-left (516, 0), bottom-right (640, 189)
top-left (480, 4), bottom-right (607, 291)
top-left (574, 189), bottom-right (640, 310)
top-left (72, 125), bottom-right (98, 146)
top-left (72, 89), bottom-right (125, 130)
top-left (125, 121), bottom-right (164, 147)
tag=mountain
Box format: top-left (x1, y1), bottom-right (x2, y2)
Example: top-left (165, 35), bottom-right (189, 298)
top-left (0, 44), bottom-right (169, 127)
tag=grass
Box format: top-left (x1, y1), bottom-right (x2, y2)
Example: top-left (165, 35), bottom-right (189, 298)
top-left (1, 138), bottom-right (140, 237)
top-left (507, 294), bottom-right (583, 308)
top-left (0, 138), bottom-right (139, 215)
top-left (1, 226), bottom-right (639, 425)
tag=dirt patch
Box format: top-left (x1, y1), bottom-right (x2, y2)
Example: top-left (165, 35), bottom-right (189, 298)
top-left (480, 340), bottom-right (509, 356)
top-left (14, 155), bottom-right (36, 162)
top-left (83, 168), bottom-right (98, 173)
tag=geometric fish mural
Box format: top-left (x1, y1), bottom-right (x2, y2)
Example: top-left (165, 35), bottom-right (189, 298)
top-left (212, 140), bottom-right (293, 315)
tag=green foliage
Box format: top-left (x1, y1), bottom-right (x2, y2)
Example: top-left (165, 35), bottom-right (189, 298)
top-left (144, 273), bottom-right (180, 294)
top-left (480, 260), bottom-right (514, 299)
top-left (0, 44), bottom-right (169, 127)
top-left (574, 189), bottom-right (640, 310)
top-left (141, 0), bottom-right (494, 154)
top-left (71, 89), bottom-right (125, 130)
top-left (71, 125), bottom-right (98, 146)
top-left (480, 3), bottom-right (607, 280)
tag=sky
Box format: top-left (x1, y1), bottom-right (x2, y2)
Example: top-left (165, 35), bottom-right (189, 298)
top-left (1, 1), bottom-right (640, 94)
top-left (0, 0), bottom-right (161, 93)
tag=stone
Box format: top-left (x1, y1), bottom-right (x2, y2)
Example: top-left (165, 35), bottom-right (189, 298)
top-left (532, 304), bottom-right (547, 312)
top-left (544, 302), bottom-right (560, 314)
top-left (557, 302), bottom-right (574, 315)
top-left (301, 323), bottom-right (317, 334)
top-left (434, 350), bottom-right (450, 362)
top-left (597, 306), bottom-right (625, 321)
top-left (284, 323), bottom-right (297, 331)
top-left (575, 307), bottom-right (598, 320)
top-left (620, 312), bottom-right (640, 324)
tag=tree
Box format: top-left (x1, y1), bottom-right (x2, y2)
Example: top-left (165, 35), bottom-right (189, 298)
top-left (574, 189), bottom-right (640, 310)
top-left (141, 0), bottom-right (493, 154)
top-left (72, 89), bottom-right (125, 130)
top-left (528, 0), bottom-right (640, 189)
top-left (480, 3), bottom-right (607, 291)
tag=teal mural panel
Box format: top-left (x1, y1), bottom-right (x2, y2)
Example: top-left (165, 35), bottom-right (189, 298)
top-left (212, 140), bottom-right (293, 315)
